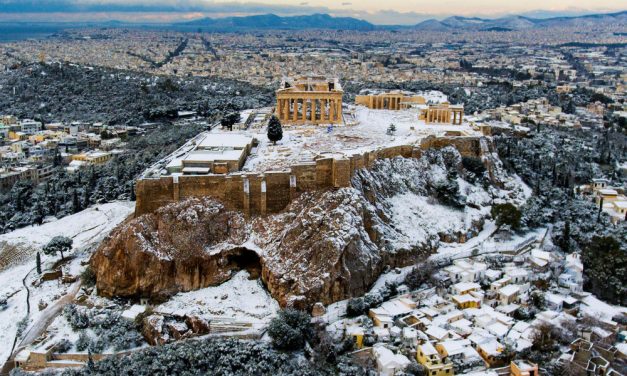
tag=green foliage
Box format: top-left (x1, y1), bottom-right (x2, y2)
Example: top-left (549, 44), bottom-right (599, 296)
top-left (433, 177), bottom-right (464, 208)
top-left (63, 304), bottom-right (143, 352)
top-left (16, 316), bottom-right (29, 338)
top-left (462, 156), bottom-right (486, 178)
top-left (530, 291), bottom-right (546, 310)
top-left (346, 297), bottom-right (366, 317)
top-left (268, 309), bottom-right (312, 351)
top-left (491, 203), bottom-right (521, 230)
top-left (404, 261), bottom-right (436, 290)
top-left (59, 338), bottom-right (350, 376)
top-left (80, 266), bottom-right (96, 288)
top-left (76, 331), bottom-right (91, 352)
top-left (221, 112), bottom-right (241, 129)
top-left (43, 236), bottom-right (73, 260)
top-left (267, 115), bottom-right (283, 144)
top-left (582, 236), bottom-right (627, 305)
top-left (36, 252), bottom-right (41, 274)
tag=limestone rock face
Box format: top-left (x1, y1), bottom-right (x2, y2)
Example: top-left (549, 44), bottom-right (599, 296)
top-left (92, 188), bottom-right (429, 309)
top-left (92, 151), bottom-right (502, 309)
top-left (91, 198), bottom-right (248, 300)
top-left (142, 315), bottom-right (169, 346)
top-left (185, 315), bottom-right (210, 335)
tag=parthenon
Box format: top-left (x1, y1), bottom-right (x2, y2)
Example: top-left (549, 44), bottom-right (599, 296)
top-left (420, 103), bottom-right (464, 125)
top-left (355, 90), bottom-right (426, 110)
top-left (275, 76), bottom-right (343, 125)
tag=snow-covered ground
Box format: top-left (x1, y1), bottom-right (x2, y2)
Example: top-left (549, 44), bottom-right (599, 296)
top-left (142, 103), bottom-right (482, 177)
top-left (244, 106), bottom-right (479, 172)
top-left (386, 193), bottom-right (490, 250)
top-left (0, 201), bottom-right (134, 363)
top-left (0, 201), bottom-right (135, 252)
top-left (156, 271), bottom-right (279, 324)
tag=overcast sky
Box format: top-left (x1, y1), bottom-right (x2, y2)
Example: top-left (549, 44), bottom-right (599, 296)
top-left (0, 0), bottom-right (625, 24)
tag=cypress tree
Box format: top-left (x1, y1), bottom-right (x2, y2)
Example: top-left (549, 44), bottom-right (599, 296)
top-left (72, 189), bottom-right (81, 214)
top-left (267, 115), bottom-right (283, 145)
top-left (36, 252), bottom-right (41, 274)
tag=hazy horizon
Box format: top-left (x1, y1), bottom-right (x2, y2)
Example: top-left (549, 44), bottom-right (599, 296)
top-left (0, 0), bottom-right (625, 25)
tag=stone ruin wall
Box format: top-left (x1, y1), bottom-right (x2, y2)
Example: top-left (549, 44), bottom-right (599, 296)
top-left (134, 136), bottom-right (484, 217)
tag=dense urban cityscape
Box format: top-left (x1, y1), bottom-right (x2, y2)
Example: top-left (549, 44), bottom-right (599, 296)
top-left (0, 3), bottom-right (625, 376)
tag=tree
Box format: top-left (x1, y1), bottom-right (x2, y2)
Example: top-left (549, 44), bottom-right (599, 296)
top-left (491, 203), bottom-right (522, 230)
top-left (346, 297), bottom-right (366, 317)
top-left (405, 362), bottom-right (427, 376)
top-left (531, 322), bottom-right (558, 353)
top-left (267, 115), bottom-right (283, 145)
top-left (220, 112), bottom-right (240, 131)
top-left (582, 236), bottom-right (626, 304)
top-left (558, 220), bottom-right (571, 252)
top-left (405, 261), bottom-right (436, 290)
top-left (87, 348), bottom-right (95, 371)
top-left (43, 236), bottom-right (73, 261)
top-left (72, 189), bottom-right (82, 214)
top-left (36, 252), bottom-right (41, 274)
top-left (267, 309), bottom-right (311, 351)
top-left (462, 156), bottom-right (486, 178)
top-left (81, 266), bottom-right (96, 288)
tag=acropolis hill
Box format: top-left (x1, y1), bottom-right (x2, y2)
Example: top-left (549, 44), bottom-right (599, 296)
top-left (135, 79), bottom-right (485, 217)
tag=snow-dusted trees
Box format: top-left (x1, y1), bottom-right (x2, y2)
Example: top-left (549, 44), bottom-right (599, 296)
top-left (495, 127), bottom-right (627, 305)
top-left (0, 120), bottom-right (207, 235)
top-left (43, 236), bottom-right (73, 261)
top-left (491, 203), bottom-right (522, 230)
top-left (582, 236), bottom-right (626, 305)
top-left (59, 338), bottom-right (351, 376)
top-left (268, 309), bottom-right (312, 351)
top-left (221, 112), bottom-right (241, 130)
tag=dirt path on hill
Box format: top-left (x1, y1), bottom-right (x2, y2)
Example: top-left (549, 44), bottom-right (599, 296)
top-left (1, 280), bottom-right (81, 375)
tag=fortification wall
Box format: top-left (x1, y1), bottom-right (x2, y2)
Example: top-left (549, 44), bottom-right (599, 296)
top-left (135, 136), bottom-right (487, 217)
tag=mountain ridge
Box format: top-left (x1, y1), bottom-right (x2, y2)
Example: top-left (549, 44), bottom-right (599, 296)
top-left (180, 13), bottom-right (375, 31)
top-left (414, 10), bottom-right (627, 31)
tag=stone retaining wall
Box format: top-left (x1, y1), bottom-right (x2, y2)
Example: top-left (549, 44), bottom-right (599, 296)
top-left (135, 136), bottom-right (486, 217)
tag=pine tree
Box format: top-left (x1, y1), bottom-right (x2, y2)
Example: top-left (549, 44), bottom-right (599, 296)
top-left (43, 236), bottom-right (73, 261)
top-left (36, 252), bottom-right (41, 274)
top-left (267, 115), bottom-right (283, 145)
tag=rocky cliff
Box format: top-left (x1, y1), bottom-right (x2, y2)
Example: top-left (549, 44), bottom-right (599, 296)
top-left (92, 148), bottom-right (513, 309)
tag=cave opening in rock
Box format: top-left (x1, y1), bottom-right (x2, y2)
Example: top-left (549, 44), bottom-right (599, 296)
top-left (226, 248), bottom-right (262, 280)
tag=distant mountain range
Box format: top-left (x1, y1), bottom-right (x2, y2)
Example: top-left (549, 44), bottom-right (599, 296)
top-left (413, 11), bottom-right (627, 31)
top-left (1, 10), bottom-right (625, 40)
top-left (177, 11), bottom-right (627, 32)
top-left (179, 13), bottom-right (375, 31)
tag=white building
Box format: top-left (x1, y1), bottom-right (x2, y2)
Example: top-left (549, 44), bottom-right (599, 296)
top-left (373, 345), bottom-right (411, 376)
